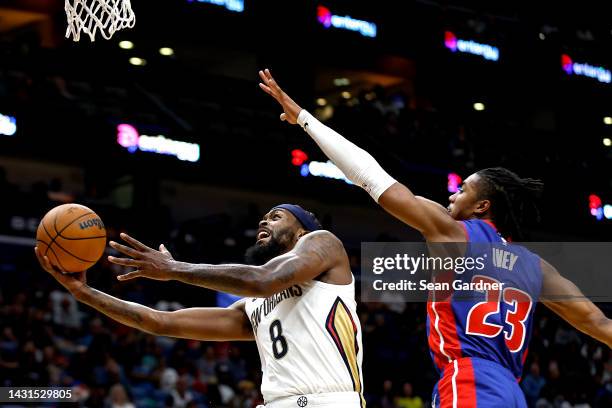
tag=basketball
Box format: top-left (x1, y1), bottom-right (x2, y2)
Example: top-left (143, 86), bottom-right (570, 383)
top-left (36, 204), bottom-right (107, 273)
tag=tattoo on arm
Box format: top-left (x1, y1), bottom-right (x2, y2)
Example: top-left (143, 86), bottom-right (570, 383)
top-left (169, 232), bottom-right (344, 296)
top-left (279, 232), bottom-right (342, 283)
top-left (79, 286), bottom-right (153, 331)
top-left (275, 262), bottom-right (297, 284)
top-left (175, 263), bottom-right (263, 296)
top-left (310, 234), bottom-right (339, 263)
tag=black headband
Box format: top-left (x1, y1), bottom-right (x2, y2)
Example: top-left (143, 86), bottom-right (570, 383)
top-left (272, 204), bottom-right (321, 231)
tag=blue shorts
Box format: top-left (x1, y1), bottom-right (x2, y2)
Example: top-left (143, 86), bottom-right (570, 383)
top-left (432, 357), bottom-right (527, 408)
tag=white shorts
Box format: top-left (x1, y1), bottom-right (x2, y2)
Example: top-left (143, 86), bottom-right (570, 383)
top-left (259, 391), bottom-right (361, 408)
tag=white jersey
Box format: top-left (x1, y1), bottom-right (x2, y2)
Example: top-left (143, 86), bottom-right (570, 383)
top-left (244, 276), bottom-right (364, 406)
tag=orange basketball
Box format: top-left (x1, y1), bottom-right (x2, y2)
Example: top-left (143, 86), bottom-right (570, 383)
top-left (36, 204), bottom-right (107, 273)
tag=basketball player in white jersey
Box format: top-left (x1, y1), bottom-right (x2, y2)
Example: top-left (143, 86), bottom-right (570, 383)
top-left (35, 204), bottom-right (365, 407)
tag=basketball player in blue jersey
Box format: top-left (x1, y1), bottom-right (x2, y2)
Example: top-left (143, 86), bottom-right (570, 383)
top-left (259, 69), bottom-right (612, 408)
top-left (36, 204), bottom-right (366, 407)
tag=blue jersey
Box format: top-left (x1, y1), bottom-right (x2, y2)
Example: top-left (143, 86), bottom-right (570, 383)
top-left (427, 219), bottom-right (542, 408)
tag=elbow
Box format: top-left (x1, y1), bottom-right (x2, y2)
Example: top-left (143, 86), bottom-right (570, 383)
top-left (575, 312), bottom-right (611, 345)
top-left (143, 311), bottom-right (165, 336)
top-left (584, 309), bottom-right (607, 328)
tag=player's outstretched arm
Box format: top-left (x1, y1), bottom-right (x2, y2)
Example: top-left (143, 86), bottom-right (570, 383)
top-left (540, 258), bottom-right (612, 348)
top-left (35, 247), bottom-right (253, 341)
top-left (259, 68), bottom-right (465, 242)
top-left (108, 231), bottom-right (347, 297)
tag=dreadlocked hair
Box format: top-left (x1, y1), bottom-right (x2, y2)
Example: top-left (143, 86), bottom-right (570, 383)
top-left (476, 167), bottom-right (544, 241)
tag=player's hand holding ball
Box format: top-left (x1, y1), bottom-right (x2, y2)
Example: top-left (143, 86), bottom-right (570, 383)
top-left (35, 203), bottom-right (107, 297)
top-left (108, 233), bottom-right (177, 281)
top-left (34, 247), bottom-right (87, 296)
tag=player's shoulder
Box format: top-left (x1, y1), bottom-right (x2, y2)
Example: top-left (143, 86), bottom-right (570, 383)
top-left (295, 230), bottom-right (346, 261)
top-left (299, 229), bottom-right (343, 246)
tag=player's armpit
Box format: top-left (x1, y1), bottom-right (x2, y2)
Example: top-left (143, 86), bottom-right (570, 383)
top-left (379, 183), bottom-right (466, 242)
top-left (540, 258), bottom-right (612, 348)
top-left (157, 300), bottom-right (254, 341)
top-left (257, 230), bottom-right (349, 295)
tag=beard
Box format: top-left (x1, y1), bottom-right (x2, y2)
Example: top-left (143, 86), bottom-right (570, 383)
top-left (244, 231), bottom-right (291, 265)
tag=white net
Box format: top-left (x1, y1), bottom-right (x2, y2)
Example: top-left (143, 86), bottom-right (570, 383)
top-left (65, 0), bottom-right (136, 42)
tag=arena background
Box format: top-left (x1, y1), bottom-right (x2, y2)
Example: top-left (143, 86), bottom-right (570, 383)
top-left (0, 0), bottom-right (611, 407)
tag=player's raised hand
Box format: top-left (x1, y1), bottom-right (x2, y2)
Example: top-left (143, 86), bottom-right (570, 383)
top-left (108, 233), bottom-right (177, 282)
top-left (258, 69), bottom-right (302, 124)
top-left (34, 246), bottom-right (87, 294)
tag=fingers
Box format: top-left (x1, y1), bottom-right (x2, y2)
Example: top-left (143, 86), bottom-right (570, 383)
top-left (258, 70), bottom-right (272, 93)
top-left (109, 241), bottom-right (141, 258)
top-left (47, 257), bottom-right (66, 274)
top-left (264, 68), bottom-right (273, 82)
top-left (265, 69), bottom-right (282, 90)
top-left (259, 82), bottom-right (273, 95)
top-left (280, 113), bottom-right (287, 121)
top-left (259, 69), bottom-right (280, 91)
top-left (34, 246), bottom-right (46, 266)
top-left (34, 246), bottom-right (52, 273)
top-left (259, 68), bottom-right (274, 82)
top-left (159, 244), bottom-right (174, 259)
top-left (119, 233), bottom-right (151, 252)
top-left (117, 271), bottom-right (142, 281)
top-left (107, 256), bottom-right (146, 268)
top-left (258, 69), bottom-right (268, 82)
top-left (34, 247), bottom-right (64, 275)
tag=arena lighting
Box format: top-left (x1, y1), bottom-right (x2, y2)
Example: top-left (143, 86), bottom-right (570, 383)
top-left (588, 194), bottom-right (612, 221)
top-left (448, 173), bottom-right (462, 193)
top-left (603, 138), bottom-right (612, 147)
top-left (0, 113), bottom-right (17, 136)
top-left (159, 47), bottom-right (175, 56)
top-left (604, 117), bottom-right (612, 125)
top-left (117, 124), bottom-right (200, 162)
top-left (444, 31), bottom-right (500, 62)
top-left (316, 98), bottom-right (327, 106)
top-left (341, 91), bottom-right (352, 99)
top-left (333, 78), bottom-right (350, 86)
top-left (118, 40), bottom-right (134, 50)
top-left (129, 57), bottom-right (146, 66)
top-left (317, 5), bottom-right (377, 38)
top-left (561, 54), bottom-right (611, 84)
top-left (291, 149), bottom-right (309, 166)
top-left (290, 149), bottom-right (376, 186)
top-left (291, 151), bottom-right (352, 184)
top-left (300, 161), bottom-right (353, 184)
top-left (473, 102), bottom-right (485, 111)
top-left (187, 0), bottom-right (244, 13)
top-left (605, 205), bottom-right (612, 220)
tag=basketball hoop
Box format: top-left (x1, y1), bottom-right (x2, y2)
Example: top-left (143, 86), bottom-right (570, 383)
top-left (65, 0), bottom-right (136, 42)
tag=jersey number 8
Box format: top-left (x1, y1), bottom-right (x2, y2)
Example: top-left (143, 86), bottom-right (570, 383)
top-left (270, 320), bottom-right (289, 359)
